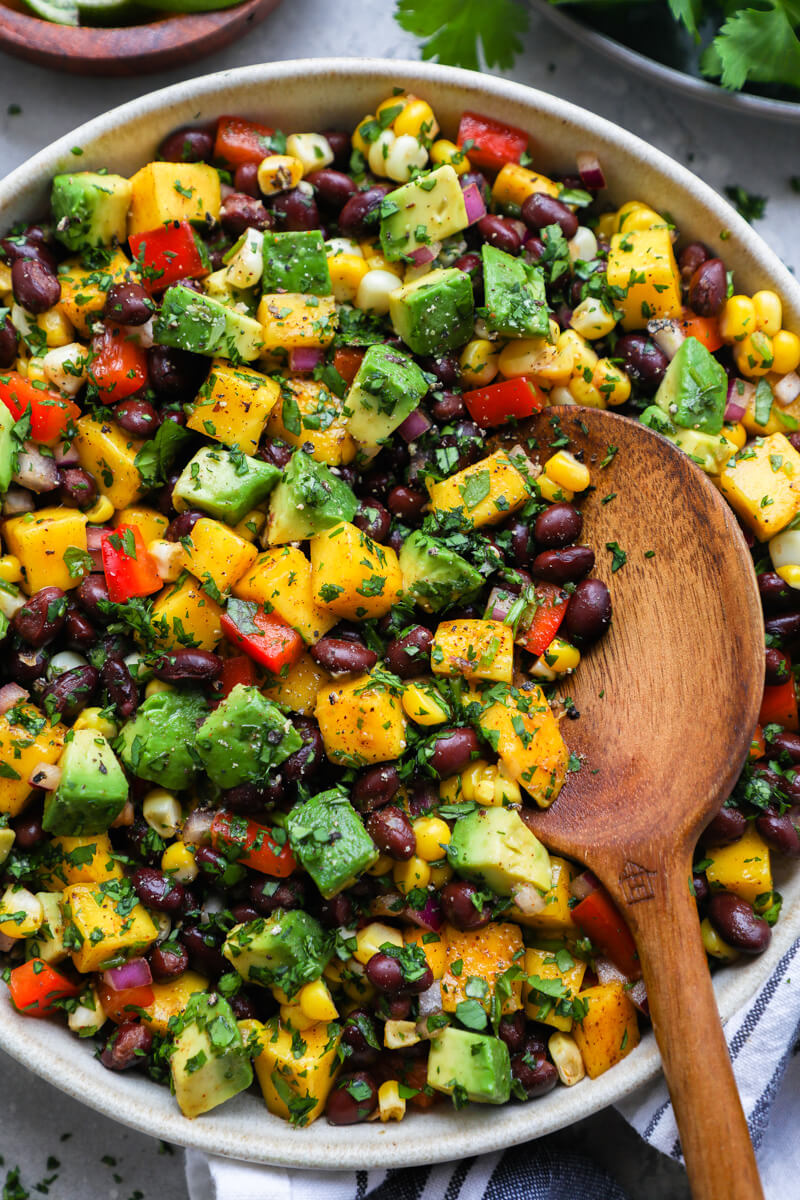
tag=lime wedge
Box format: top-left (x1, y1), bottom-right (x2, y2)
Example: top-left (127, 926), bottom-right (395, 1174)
top-left (22, 0), bottom-right (79, 24)
top-left (76, 0), bottom-right (145, 25)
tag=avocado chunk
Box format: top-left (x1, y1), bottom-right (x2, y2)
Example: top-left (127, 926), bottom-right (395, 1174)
top-left (170, 991), bottom-right (253, 1119)
top-left (173, 445), bottom-right (280, 526)
top-left (0, 403), bottom-right (15, 496)
top-left (287, 788), bottom-right (379, 898)
top-left (640, 406), bottom-right (733, 475)
top-left (115, 689), bottom-right (208, 791)
top-left (195, 683), bottom-right (302, 789)
top-left (399, 531), bottom-right (483, 613)
top-left (51, 172), bottom-right (132, 252)
top-left (265, 449), bottom-right (358, 545)
top-left (42, 729), bottom-right (128, 836)
top-left (654, 335), bottom-right (727, 434)
top-left (427, 1027), bottom-right (511, 1105)
top-left (380, 165), bottom-right (469, 262)
top-left (448, 806), bottom-right (551, 896)
top-left (153, 284), bottom-right (263, 363)
top-left (344, 343), bottom-right (429, 460)
top-left (389, 268), bottom-right (474, 356)
top-left (262, 230), bottom-right (332, 296)
top-left (481, 244), bottom-right (549, 338)
top-left (223, 908), bottom-right (332, 998)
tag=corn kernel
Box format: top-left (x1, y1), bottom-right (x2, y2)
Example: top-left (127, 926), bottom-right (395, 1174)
top-left (430, 862), bottom-right (454, 888)
top-left (72, 707), bottom-right (118, 738)
top-left (595, 212), bottom-right (617, 241)
top-left (540, 636), bottom-right (581, 675)
top-left (777, 565), bottom-right (800, 588)
top-left (559, 329), bottom-right (598, 375)
top-left (394, 99), bottom-right (439, 141)
top-left (570, 297), bottom-right (617, 340)
top-left (142, 789), bottom-right (182, 838)
top-left (772, 330), bottom-right (800, 376)
top-left (401, 681), bottom-right (450, 726)
top-left (460, 338), bottom-right (499, 387)
top-left (366, 853), bottom-right (395, 877)
top-left (352, 116), bottom-right (375, 156)
top-left (161, 841), bottom-right (198, 883)
top-left (719, 295), bottom-right (756, 343)
top-left (430, 138), bottom-right (471, 175)
top-left (354, 922), bottom-right (403, 965)
top-left (752, 291), bottom-right (782, 337)
top-left (285, 133), bottom-right (334, 175)
top-left (0, 556), bottom-right (22, 584)
top-left (37, 307), bottom-right (74, 348)
top-left (545, 449), bottom-right (591, 493)
top-left (734, 331), bottom-right (774, 377)
top-left (0, 261), bottom-right (11, 296)
top-left (298, 977), bottom-right (338, 1022)
top-left (83, 495), bottom-right (114, 524)
top-left (567, 373), bottom-right (605, 410)
top-left (393, 856), bottom-right (431, 895)
top-left (145, 679), bottom-right (174, 698)
top-left (0, 885), bottom-right (42, 939)
top-left (724, 422), bottom-right (748, 451)
top-left (548, 1031), bottom-right (585, 1086)
top-left (327, 252), bottom-right (369, 304)
top-left (24, 357), bottom-right (47, 385)
top-left (377, 94), bottom-right (410, 122)
top-left (538, 475), bottom-right (575, 503)
top-left (701, 916), bottom-right (739, 961)
top-left (458, 759), bottom-right (522, 807)
top-left (413, 816), bottom-right (452, 862)
top-left (378, 1080), bottom-right (406, 1122)
top-left (256, 155), bottom-right (304, 196)
top-left (593, 358), bottom-right (631, 406)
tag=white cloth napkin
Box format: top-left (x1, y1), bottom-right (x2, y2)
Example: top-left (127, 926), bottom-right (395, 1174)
top-left (185, 938), bottom-right (800, 1200)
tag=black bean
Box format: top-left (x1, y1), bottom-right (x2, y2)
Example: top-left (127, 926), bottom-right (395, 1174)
top-left (431, 392), bottom-right (467, 423)
top-left (233, 162), bottom-right (260, 197)
top-left (150, 942), bottom-right (189, 982)
top-left (507, 518), bottom-right (536, 568)
top-left (688, 258), bottom-right (727, 318)
top-left (40, 664), bottom-right (98, 720)
top-left (103, 282), bottom-right (154, 326)
top-left (453, 251), bottom-right (484, 302)
top-left (338, 185), bottom-right (392, 238)
top-left (765, 613), bottom-right (800, 643)
top-left (387, 485), bottom-right (427, 522)
top-left (511, 1050), bottom-right (558, 1099)
top-left (0, 314), bottom-right (17, 368)
top-left (532, 545), bottom-right (595, 585)
top-left (100, 1022), bottom-right (153, 1072)
top-left (319, 892), bottom-right (354, 928)
top-left (151, 649), bottom-right (222, 683)
top-left (707, 893), bottom-right (771, 954)
top-left (159, 126), bottom-right (214, 163)
top-left (12, 587), bottom-right (68, 647)
top-left (59, 467), bottom-right (97, 511)
top-left (615, 333), bottom-right (668, 395)
top-left (341, 1010), bottom-right (379, 1068)
top-left (419, 353), bottom-right (461, 389)
top-left (497, 1011), bottom-right (527, 1055)
top-left (114, 398), bottom-right (160, 439)
top-left (326, 1072), bottom-right (378, 1124)
top-left (249, 876), bottom-right (306, 916)
top-left (354, 499), bottom-right (391, 544)
top-left (521, 193), bottom-right (579, 240)
top-left (220, 191), bottom-right (272, 235)
top-left (194, 846), bottom-right (230, 880)
top-left (440, 880), bottom-right (492, 931)
top-left (132, 866), bottom-right (185, 914)
top-left (11, 257), bottom-right (60, 314)
top-left (756, 807), bottom-right (800, 857)
top-left (0, 236), bottom-right (57, 273)
top-left (563, 578), bottom-right (612, 644)
top-left (477, 214), bottom-right (522, 255)
top-left (147, 345), bottom-right (207, 399)
top-left (311, 637), bottom-right (377, 675)
top-left (524, 236), bottom-right (545, 262)
top-left (500, 567), bottom-right (533, 597)
top-left (430, 728), bottom-right (480, 778)
top-left (703, 805), bottom-right (747, 846)
top-left (765, 647), bottom-right (791, 686)
top-left (352, 764), bottom-right (400, 812)
top-left (260, 438), bottom-right (294, 471)
top-left (320, 129), bottom-right (351, 170)
top-left (366, 806), bottom-right (415, 860)
top-left (63, 606), bottom-right (94, 651)
top-left (692, 872), bottom-right (710, 906)
top-left (8, 646), bottom-right (49, 685)
top-left (765, 729), bottom-right (800, 762)
top-left (101, 656), bottom-right (139, 719)
top-left (77, 574), bottom-right (110, 621)
top-left (163, 510), bottom-right (201, 543)
top-left (224, 783), bottom-right (275, 815)
top-left (403, 963), bottom-right (434, 995)
top-left (534, 503), bottom-right (582, 550)
top-left (269, 188), bottom-right (319, 232)
top-left (180, 925), bottom-right (228, 976)
top-left (408, 780), bottom-right (438, 817)
top-left (758, 571), bottom-right (794, 609)
top-left (306, 168), bottom-right (358, 211)
top-left (365, 952), bottom-right (404, 994)
top-left (229, 992), bottom-right (261, 1021)
top-left (231, 903), bottom-right (260, 925)
top-left (384, 625), bottom-right (433, 679)
top-left (678, 242), bottom-right (710, 283)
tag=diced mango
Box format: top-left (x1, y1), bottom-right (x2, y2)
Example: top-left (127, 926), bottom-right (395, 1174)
top-left (510, 856), bottom-right (577, 933)
top-left (263, 652), bottom-right (331, 716)
top-left (310, 521), bottom-right (404, 620)
top-left (41, 834), bottom-right (123, 892)
top-left (144, 970), bottom-right (208, 1036)
top-left (477, 683), bottom-right (569, 808)
top-left (432, 619), bottom-right (514, 684)
top-left (426, 450), bottom-right (530, 528)
top-left (606, 228), bottom-right (681, 330)
top-left (74, 415), bottom-right (145, 510)
top-left (57, 250), bottom-right (134, 336)
top-left (719, 433), bottom-right (800, 541)
top-left (705, 825), bottom-right (772, 905)
top-left (233, 546), bottom-right (337, 644)
top-left (405, 928), bottom-right (448, 981)
top-left (151, 575), bottom-right (223, 652)
top-left (63, 882), bottom-right (158, 973)
top-left (524, 946), bottom-right (587, 1032)
top-left (187, 361), bottom-right (280, 455)
top-left (315, 673), bottom-right (407, 767)
top-left (251, 1016), bottom-right (342, 1126)
top-left (180, 517), bottom-right (257, 597)
top-left (572, 982), bottom-right (640, 1079)
top-left (258, 293), bottom-right (338, 352)
top-left (491, 163), bottom-right (560, 208)
top-left (3, 507), bottom-right (88, 594)
top-left (266, 377), bottom-right (354, 465)
top-left (440, 922), bottom-right (523, 1015)
top-left (114, 507), bottom-right (168, 546)
top-left (128, 162), bottom-right (221, 236)
top-left (0, 705), bottom-right (66, 816)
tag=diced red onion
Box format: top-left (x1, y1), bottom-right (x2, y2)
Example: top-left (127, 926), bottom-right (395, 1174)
top-left (408, 244), bottom-right (437, 267)
top-left (647, 318), bottom-right (685, 361)
top-left (595, 955), bottom-right (649, 1015)
top-left (725, 379), bottom-right (753, 423)
top-left (511, 883), bottom-right (546, 917)
top-left (774, 371), bottom-right (800, 407)
top-left (509, 219), bottom-right (528, 241)
top-left (289, 346), bottom-right (325, 372)
top-left (182, 808), bottom-right (215, 846)
top-left (484, 586), bottom-right (516, 623)
top-left (404, 893), bottom-right (442, 932)
top-left (28, 762), bottom-right (61, 791)
top-left (124, 317), bottom-right (154, 349)
top-left (0, 683), bottom-right (28, 715)
top-left (570, 869), bottom-right (601, 903)
top-left (102, 958), bottom-right (152, 992)
top-left (416, 982), bottom-right (443, 1020)
top-left (54, 441), bottom-right (80, 467)
top-left (0, 932), bottom-right (17, 954)
top-left (86, 528), bottom-right (107, 571)
top-left (220, 182), bottom-right (235, 200)
top-left (2, 486), bottom-right (35, 516)
top-left (111, 799), bottom-right (135, 828)
top-left (13, 443), bottom-right (60, 493)
top-left (462, 182), bottom-right (487, 225)
top-left (576, 151), bottom-right (606, 191)
top-left (397, 407), bottom-right (432, 443)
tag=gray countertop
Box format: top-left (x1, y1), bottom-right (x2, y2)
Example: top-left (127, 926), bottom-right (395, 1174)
top-left (0, 2), bottom-right (796, 1195)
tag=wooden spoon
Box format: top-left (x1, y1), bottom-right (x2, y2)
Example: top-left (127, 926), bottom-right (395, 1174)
top-left (518, 406), bottom-right (765, 1200)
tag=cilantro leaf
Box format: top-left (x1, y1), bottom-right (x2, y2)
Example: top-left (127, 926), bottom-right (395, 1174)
top-left (705, 2), bottom-right (800, 92)
top-left (395, 0), bottom-right (528, 72)
top-left (134, 421), bottom-right (193, 490)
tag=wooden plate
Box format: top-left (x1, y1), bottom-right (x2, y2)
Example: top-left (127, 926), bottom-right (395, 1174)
top-left (0, 0), bottom-right (282, 75)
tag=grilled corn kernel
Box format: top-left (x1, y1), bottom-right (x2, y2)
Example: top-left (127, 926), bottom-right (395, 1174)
top-left (83, 495), bottom-right (114, 524)
top-left (719, 295), bottom-right (756, 343)
top-left (161, 842), bottom-right (198, 883)
top-left (772, 330), bottom-right (800, 376)
top-left (413, 816), bottom-right (452, 862)
top-left (256, 154), bottom-right (304, 196)
top-left (142, 789), bottom-right (182, 838)
top-left (298, 978), bottom-right (339, 1022)
top-left (538, 475), bottom-right (575, 503)
top-left (752, 290), bottom-right (782, 337)
top-left (545, 449), bottom-right (591, 493)
top-left (0, 555), bottom-right (22, 584)
top-left (394, 99), bottom-right (439, 141)
top-left (567, 373), bottom-right (605, 410)
top-left (460, 338), bottom-right (499, 387)
top-left (459, 760), bottom-right (522, 807)
top-left (145, 679), bottom-right (174, 698)
top-left (393, 856), bottom-right (431, 894)
top-left (327, 253), bottom-right (369, 303)
top-left (430, 138), bottom-right (471, 175)
top-left (570, 297), bottom-right (617, 340)
top-left (378, 1080), bottom-right (407, 1122)
top-left (548, 1031), bottom-right (586, 1086)
top-left (402, 682), bottom-right (450, 726)
top-left (38, 307), bottom-right (74, 348)
top-left (72, 707), bottom-right (118, 738)
top-left (724, 422), bottom-right (748, 451)
top-left (366, 853), bottom-right (395, 877)
top-left (701, 916), bottom-right (739, 961)
top-left (734, 331), bottom-right (774, 377)
top-left (593, 358), bottom-right (631, 406)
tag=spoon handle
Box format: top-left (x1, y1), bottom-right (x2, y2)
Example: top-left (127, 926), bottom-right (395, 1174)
top-left (615, 853), bottom-right (764, 1200)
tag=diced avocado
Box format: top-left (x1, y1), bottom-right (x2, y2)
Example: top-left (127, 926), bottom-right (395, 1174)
top-left (640, 406), bottom-right (733, 475)
top-left (173, 445), bottom-right (280, 525)
top-left (380, 165), bottom-right (469, 262)
top-left (0, 403), bottom-right (15, 496)
top-left (51, 172), bottom-right (132, 251)
top-left (399, 530), bottom-right (483, 613)
top-left (654, 336), bottom-right (727, 434)
top-left (427, 1027), bottom-right (511, 1105)
top-left (344, 343), bottom-right (429, 460)
top-left (115, 689), bottom-right (208, 791)
top-left (481, 244), bottom-right (549, 338)
top-left (262, 230), bottom-right (331, 296)
top-left (287, 788), bottom-right (379, 898)
top-left (265, 449), bottom-right (357, 545)
top-left (195, 683), bottom-right (302, 789)
top-left (447, 806), bottom-right (551, 896)
top-left (170, 992), bottom-right (253, 1119)
top-left (42, 729), bottom-right (128, 837)
top-left (153, 284), bottom-right (263, 363)
top-left (223, 909), bottom-right (332, 997)
top-left (389, 268), bottom-right (474, 356)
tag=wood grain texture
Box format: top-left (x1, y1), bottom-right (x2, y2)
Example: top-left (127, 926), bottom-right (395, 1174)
top-left (0, 0), bottom-right (280, 75)
top-left (519, 408), bottom-right (765, 1200)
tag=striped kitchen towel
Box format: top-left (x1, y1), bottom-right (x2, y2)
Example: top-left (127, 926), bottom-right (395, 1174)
top-left (185, 941), bottom-right (800, 1200)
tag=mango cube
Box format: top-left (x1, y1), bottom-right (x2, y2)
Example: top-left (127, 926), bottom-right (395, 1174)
top-left (114, 506), bottom-right (168, 546)
top-left (427, 450), bottom-right (530, 528)
top-left (440, 922), bottom-right (523, 1015)
top-left (151, 575), bottom-right (223, 652)
top-left (187, 362), bottom-right (280, 455)
top-left (258, 293), bottom-right (338, 352)
top-left (491, 163), bottom-right (559, 208)
top-left (57, 250), bottom-right (134, 336)
top-left (315, 673), bottom-right (407, 766)
top-left (572, 982), bottom-right (640, 1078)
top-left (234, 546), bottom-right (337, 644)
top-left (41, 834), bottom-right (123, 892)
top-left (251, 1016), bottom-right (342, 1126)
top-left (263, 652), bottom-right (331, 716)
top-left (705, 824), bottom-right (772, 905)
top-left (180, 517), bottom-right (257, 598)
top-left (719, 433), bottom-right (800, 541)
top-left (3, 507), bottom-right (88, 594)
top-left (310, 521), bottom-right (404, 620)
top-left (432, 619), bottom-right (514, 683)
top-left (0, 705), bottom-right (66, 816)
top-left (524, 946), bottom-right (587, 1032)
top-left (405, 928), bottom-right (448, 981)
top-left (606, 228), bottom-right (681, 330)
top-left (143, 970), bottom-right (208, 1036)
top-left (509, 856), bottom-right (577, 933)
top-left (477, 682), bottom-right (568, 808)
top-left (266, 377), bottom-right (354, 465)
top-left (63, 881), bottom-right (158, 973)
top-left (128, 162), bottom-right (221, 236)
top-left (74, 415), bottom-right (145, 510)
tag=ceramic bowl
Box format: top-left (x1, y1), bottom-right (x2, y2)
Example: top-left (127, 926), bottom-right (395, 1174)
top-left (1, 58), bottom-right (798, 1169)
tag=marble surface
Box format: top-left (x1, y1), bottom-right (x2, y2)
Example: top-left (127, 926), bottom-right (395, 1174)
top-left (0, 2), bottom-right (796, 1196)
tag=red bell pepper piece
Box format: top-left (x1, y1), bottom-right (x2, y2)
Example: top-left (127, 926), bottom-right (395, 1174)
top-left (522, 583), bottom-right (568, 656)
top-left (97, 981), bottom-right (155, 1025)
top-left (0, 370), bottom-right (79, 446)
top-left (333, 347), bottom-right (365, 386)
top-left (214, 116), bottom-right (276, 166)
top-left (759, 678), bottom-right (799, 732)
top-left (7, 958), bottom-right (80, 1016)
top-left (457, 111), bottom-right (529, 173)
top-left (463, 377), bottom-right (545, 429)
top-left (129, 221), bottom-right (209, 295)
top-left (572, 888), bottom-right (641, 979)
top-left (101, 525), bottom-right (163, 604)
top-left (679, 309), bottom-right (723, 353)
top-left (211, 810), bottom-right (297, 877)
top-left (750, 724), bottom-right (766, 759)
top-left (219, 655), bottom-right (259, 698)
top-left (222, 602), bottom-right (304, 674)
top-left (89, 324), bottom-right (148, 402)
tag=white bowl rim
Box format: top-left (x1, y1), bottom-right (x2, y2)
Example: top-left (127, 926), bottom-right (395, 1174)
top-left (1, 56), bottom-right (799, 1170)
